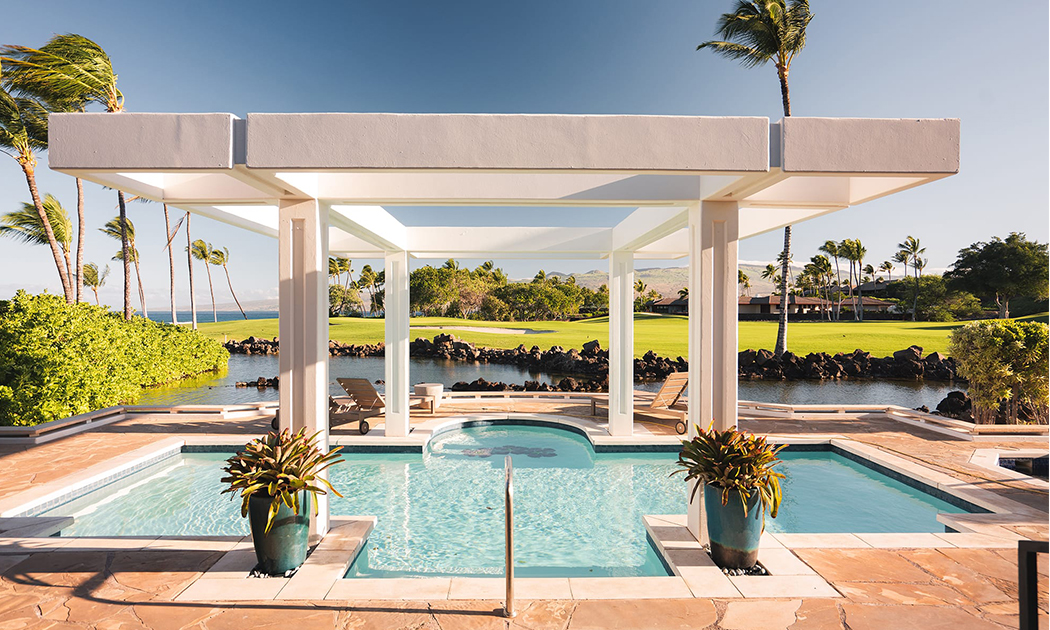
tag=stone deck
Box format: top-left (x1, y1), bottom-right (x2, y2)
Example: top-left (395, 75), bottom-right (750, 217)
top-left (0, 400), bottom-right (1046, 629)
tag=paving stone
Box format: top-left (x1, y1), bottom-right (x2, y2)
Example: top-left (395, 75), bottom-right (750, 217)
top-left (428, 600), bottom-right (510, 630)
top-left (202, 605), bottom-right (342, 630)
top-left (841, 603), bottom-right (1004, 630)
top-left (835, 581), bottom-right (974, 606)
top-left (937, 548), bottom-right (1018, 583)
top-left (899, 549), bottom-right (1010, 604)
top-left (793, 549), bottom-right (932, 583)
top-left (343, 601), bottom-right (441, 630)
top-left (720, 600), bottom-right (801, 630)
top-left (788, 599), bottom-right (843, 630)
top-left (567, 599), bottom-right (717, 630)
top-left (509, 600), bottom-right (574, 630)
top-left (132, 604), bottom-right (221, 630)
top-left (93, 608), bottom-right (151, 630)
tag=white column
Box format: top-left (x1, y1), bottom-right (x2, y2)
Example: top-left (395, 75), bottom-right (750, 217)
top-left (278, 198), bottom-right (330, 537)
top-left (608, 251), bottom-right (635, 436)
top-left (685, 200), bottom-right (740, 543)
top-left (383, 250), bottom-right (411, 437)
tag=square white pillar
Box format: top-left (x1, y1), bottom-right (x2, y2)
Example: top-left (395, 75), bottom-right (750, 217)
top-left (685, 200), bottom-right (739, 543)
top-left (608, 251), bottom-right (635, 436)
top-left (384, 250), bottom-right (411, 437)
top-left (278, 198), bottom-right (330, 537)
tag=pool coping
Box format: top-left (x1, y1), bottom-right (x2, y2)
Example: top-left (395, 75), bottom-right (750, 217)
top-left (0, 417), bottom-right (1038, 602)
top-left (969, 448), bottom-right (1049, 491)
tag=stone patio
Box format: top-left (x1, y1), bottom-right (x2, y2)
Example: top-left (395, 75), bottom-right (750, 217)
top-left (0, 400), bottom-right (1046, 629)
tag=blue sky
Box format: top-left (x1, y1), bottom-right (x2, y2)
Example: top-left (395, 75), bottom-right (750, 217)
top-left (2, 0), bottom-right (1047, 308)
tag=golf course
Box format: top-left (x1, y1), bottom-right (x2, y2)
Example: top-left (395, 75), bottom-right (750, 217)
top-left (196, 313), bottom-right (1049, 359)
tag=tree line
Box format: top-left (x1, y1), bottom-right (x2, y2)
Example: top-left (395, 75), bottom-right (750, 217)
top-left (0, 34), bottom-right (246, 326)
top-left (328, 257), bottom-right (611, 322)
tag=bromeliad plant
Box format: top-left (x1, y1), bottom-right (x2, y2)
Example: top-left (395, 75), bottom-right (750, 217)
top-left (672, 425), bottom-right (786, 522)
top-left (221, 428), bottom-right (344, 532)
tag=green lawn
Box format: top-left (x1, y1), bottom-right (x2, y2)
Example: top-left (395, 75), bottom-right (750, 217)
top-left (194, 313), bottom-right (1048, 358)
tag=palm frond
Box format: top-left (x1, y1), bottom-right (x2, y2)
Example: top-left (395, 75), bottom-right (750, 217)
top-left (1, 34), bottom-right (122, 112)
top-left (696, 41), bottom-right (770, 68)
top-left (100, 215), bottom-right (135, 241)
top-left (0, 194), bottom-right (72, 249)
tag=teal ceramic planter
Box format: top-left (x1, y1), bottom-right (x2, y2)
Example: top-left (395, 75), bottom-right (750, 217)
top-left (248, 492), bottom-right (311, 575)
top-left (704, 488), bottom-right (763, 569)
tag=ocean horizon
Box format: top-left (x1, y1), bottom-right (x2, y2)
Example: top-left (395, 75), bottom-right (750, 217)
top-left (147, 310), bottom-right (279, 324)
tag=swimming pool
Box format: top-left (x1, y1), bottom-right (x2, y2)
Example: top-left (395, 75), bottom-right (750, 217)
top-left (40, 424), bottom-right (973, 578)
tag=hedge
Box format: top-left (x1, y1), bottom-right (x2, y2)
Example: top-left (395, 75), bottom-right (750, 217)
top-left (0, 291), bottom-right (229, 426)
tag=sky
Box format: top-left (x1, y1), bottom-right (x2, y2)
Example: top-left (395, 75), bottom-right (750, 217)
top-left (1, 0), bottom-right (1047, 310)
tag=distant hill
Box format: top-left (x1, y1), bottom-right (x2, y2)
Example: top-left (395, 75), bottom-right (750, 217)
top-left (549, 263), bottom-right (801, 299)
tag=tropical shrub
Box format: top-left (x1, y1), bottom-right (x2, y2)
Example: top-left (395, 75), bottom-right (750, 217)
top-left (221, 429), bottom-right (343, 532)
top-left (0, 291), bottom-right (228, 426)
top-left (673, 426), bottom-right (785, 522)
top-left (947, 320), bottom-right (1049, 424)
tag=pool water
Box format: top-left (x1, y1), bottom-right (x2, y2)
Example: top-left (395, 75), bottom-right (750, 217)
top-left (42, 425), bottom-right (969, 578)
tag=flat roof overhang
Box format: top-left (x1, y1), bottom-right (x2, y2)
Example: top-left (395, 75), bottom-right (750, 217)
top-left (48, 113), bottom-right (959, 259)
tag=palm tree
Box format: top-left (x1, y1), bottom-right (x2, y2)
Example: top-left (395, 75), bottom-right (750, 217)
top-left (699, 0), bottom-right (812, 356)
top-left (678, 287), bottom-right (689, 300)
top-left (534, 269), bottom-right (547, 284)
top-left (878, 260), bottom-right (894, 283)
top-left (1, 194), bottom-right (74, 287)
top-left (854, 241), bottom-right (867, 321)
top-left (896, 236), bottom-right (926, 322)
top-left (210, 247), bottom-right (247, 320)
top-left (634, 279), bottom-right (647, 297)
top-left (162, 205), bottom-right (183, 324)
top-left (738, 269), bottom-right (752, 296)
top-left (0, 88), bottom-right (74, 301)
top-left (82, 262), bottom-right (109, 305)
top-left (185, 213), bottom-right (197, 329)
top-left (189, 239), bottom-right (217, 323)
top-left (442, 258), bottom-right (460, 271)
top-left (2, 34), bottom-right (127, 315)
top-left (818, 240), bottom-right (843, 320)
top-left (761, 263), bottom-right (781, 290)
top-left (100, 216), bottom-right (147, 318)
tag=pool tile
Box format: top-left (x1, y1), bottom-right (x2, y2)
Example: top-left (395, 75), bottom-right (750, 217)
top-left (327, 577), bottom-right (451, 600)
top-left (665, 547), bottom-right (716, 568)
top-left (279, 551), bottom-right (352, 600)
top-left (447, 577), bottom-right (504, 599)
top-left (729, 575), bottom-right (840, 598)
top-left (932, 532), bottom-right (1017, 549)
top-left (147, 536), bottom-right (243, 552)
top-left (759, 532), bottom-right (785, 549)
top-left (568, 576), bottom-right (693, 599)
top-left (677, 566), bottom-right (741, 598)
top-left (57, 536), bottom-right (158, 551)
top-left (771, 533), bottom-right (871, 549)
top-left (854, 533), bottom-right (948, 548)
top-left (757, 548), bottom-right (815, 575)
top-left (176, 576), bottom-right (289, 601)
top-left (203, 547), bottom-right (258, 578)
top-left (0, 537), bottom-right (73, 553)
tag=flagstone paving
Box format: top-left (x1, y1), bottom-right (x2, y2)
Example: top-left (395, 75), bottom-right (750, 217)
top-left (0, 401), bottom-right (1046, 628)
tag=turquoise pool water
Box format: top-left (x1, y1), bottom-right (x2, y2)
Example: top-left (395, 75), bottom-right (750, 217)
top-left (41, 425), bottom-right (969, 578)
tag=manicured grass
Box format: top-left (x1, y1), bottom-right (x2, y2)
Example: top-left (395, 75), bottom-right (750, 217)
top-left (191, 313), bottom-right (1031, 358)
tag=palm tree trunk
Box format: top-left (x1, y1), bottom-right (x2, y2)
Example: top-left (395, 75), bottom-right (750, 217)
top-left (21, 163), bottom-right (74, 302)
top-left (186, 213), bottom-right (197, 330)
top-left (911, 264), bottom-right (919, 322)
top-left (832, 256), bottom-right (842, 321)
top-left (117, 191), bottom-right (132, 319)
top-left (63, 249), bottom-right (73, 293)
top-left (223, 264), bottom-right (247, 319)
top-left (133, 250), bottom-right (147, 318)
top-left (75, 178), bottom-right (85, 303)
top-left (205, 263), bottom-right (217, 323)
top-left (163, 205), bottom-right (178, 324)
top-left (778, 67), bottom-right (791, 117)
top-left (92, 287), bottom-right (100, 306)
top-left (774, 225), bottom-right (790, 357)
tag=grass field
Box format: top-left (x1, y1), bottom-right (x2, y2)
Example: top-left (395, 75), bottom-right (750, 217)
top-left (195, 313), bottom-right (1047, 358)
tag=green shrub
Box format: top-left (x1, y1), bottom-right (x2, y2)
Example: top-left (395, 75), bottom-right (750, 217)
top-left (947, 319), bottom-right (1049, 424)
top-left (0, 291), bottom-right (228, 426)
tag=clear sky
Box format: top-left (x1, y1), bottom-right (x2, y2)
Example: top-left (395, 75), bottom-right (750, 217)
top-left (2, 0), bottom-right (1047, 309)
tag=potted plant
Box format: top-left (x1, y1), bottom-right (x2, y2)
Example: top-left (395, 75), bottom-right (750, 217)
top-left (673, 425), bottom-right (785, 569)
top-left (221, 428), bottom-right (344, 575)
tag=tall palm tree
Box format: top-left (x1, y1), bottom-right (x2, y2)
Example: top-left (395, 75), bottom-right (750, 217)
top-left (1, 194), bottom-right (74, 287)
top-left (82, 262), bottom-right (109, 305)
top-left (162, 205), bottom-right (183, 324)
top-left (3, 34), bottom-right (127, 315)
top-left (100, 216), bottom-right (146, 318)
top-left (699, 0), bottom-right (812, 356)
top-left (210, 247), bottom-right (247, 320)
top-left (738, 269), bottom-right (752, 296)
top-left (0, 88), bottom-right (74, 301)
top-left (854, 241), bottom-right (867, 322)
top-left (634, 279), bottom-right (647, 297)
top-left (189, 239), bottom-right (217, 323)
top-left (678, 287), bottom-right (689, 300)
top-left (896, 236), bottom-right (926, 322)
top-left (818, 240), bottom-right (842, 320)
top-left (185, 213), bottom-right (197, 329)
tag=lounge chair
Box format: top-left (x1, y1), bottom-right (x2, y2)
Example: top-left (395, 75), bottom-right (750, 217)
top-left (269, 395), bottom-right (369, 433)
top-left (336, 378), bottom-right (437, 427)
top-left (591, 372), bottom-right (690, 434)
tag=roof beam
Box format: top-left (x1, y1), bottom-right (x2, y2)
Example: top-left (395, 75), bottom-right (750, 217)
top-left (328, 205), bottom-right (408, 252)
top-left (611, 207), bottom-right (688, 251)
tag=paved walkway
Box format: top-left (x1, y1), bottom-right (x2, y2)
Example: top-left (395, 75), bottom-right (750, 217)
top-left (0, 401), bottom-right (1046, 629)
